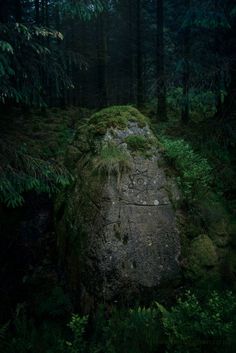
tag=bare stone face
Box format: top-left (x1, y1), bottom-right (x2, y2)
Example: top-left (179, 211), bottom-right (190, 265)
top-left (80, 123), bottom-right (181, 305)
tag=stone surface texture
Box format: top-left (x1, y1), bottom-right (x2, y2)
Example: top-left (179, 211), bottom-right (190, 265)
top-left (57, 112), bottom-right (181, 308)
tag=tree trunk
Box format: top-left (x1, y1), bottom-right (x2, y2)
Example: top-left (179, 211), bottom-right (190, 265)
top-left (0, 0), bottom-right (8, 22)
top-left (35, 0), bottom-right (40, 24)
top-left (130, 0), bottom-right (137, 104)
top-left (15, 0), bottom-right (22, 22)
top-left (41, 0), bottom-right (45, 25)
top-left (97, 14), bottom-right (108, 108)
top-left (213, 0), bottom-right (223, 118)
top-left (181, 0), bottom-right (190, 124)
top-left (156, 0), bottom-right (167, 121)
top-left (136, 0), bottom-right (143, 107)
top-left (45, 0), bottom-right (49, 27)
top-left (221, 0), bottom-right (236, 121)
top-left (181, 35), bottom-right (190, 124)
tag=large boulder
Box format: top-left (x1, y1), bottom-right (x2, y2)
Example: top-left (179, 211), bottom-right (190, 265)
top-left (56, 106), bottom-right (181, 310)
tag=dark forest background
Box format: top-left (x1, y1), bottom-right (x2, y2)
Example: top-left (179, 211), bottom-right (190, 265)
top-left (0, 1), bottom-right (236, 352)
top-left (1, 0), bottom-right (236, 119)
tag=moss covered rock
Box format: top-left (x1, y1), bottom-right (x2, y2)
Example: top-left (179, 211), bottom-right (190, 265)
top-left (56, 106), bottom-right (182, 311)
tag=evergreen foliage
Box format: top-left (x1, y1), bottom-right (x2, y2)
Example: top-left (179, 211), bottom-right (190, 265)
top-left (0, 109), bottom-right (75, 207)
top-left (161, 137), bottom-right (212, 201)
top-left (0, 22), bottom-right (66, 107)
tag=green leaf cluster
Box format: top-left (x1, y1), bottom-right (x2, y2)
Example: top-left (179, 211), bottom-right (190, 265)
top-left (61, 291), bottom-right (236, 353)
top-left (161, 291), bottom-right (236, 353)
top-left (161, 138), bottom-right (212, 202)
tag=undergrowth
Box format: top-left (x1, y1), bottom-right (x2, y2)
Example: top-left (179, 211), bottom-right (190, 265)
top-left (0, 108), bottom-right (80, 207)
top-left (161, 137), bottom-right (212, 202)
top-left (2, 290), bottom-right (235, 353)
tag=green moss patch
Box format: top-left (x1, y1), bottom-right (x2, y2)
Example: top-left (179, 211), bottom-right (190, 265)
top-left (89, 106), bottom-right (149, 135)
top-left (124, 135), bottom-right (156, 153)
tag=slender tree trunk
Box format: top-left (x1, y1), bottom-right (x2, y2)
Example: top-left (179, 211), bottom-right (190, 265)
top-left (97, 14), bottom-right (108, 108)
top-left (136, 0), bottom-right (143, 107)
top-left (129, 0), bottom-right (136, 104)
top-left (42, 0), bottom-right (45, 25)
top-left (214, 0), bottom-right (223, 118)
top-left (45, 0), bottom-right (49, 27)
top-left (181, 0), bottom-right (190, 124)
top-left (0, 0), bottom-right (8, 22)
top-left (125, 0), bottom-right (134, 103)
top-left (35, 0), bottom-right (40, 24)
top-left (181, 34), bottom-right (190, 124)
top-left (15, 0), bottom-right (22, 22)
top-left (220, 0), bottom-right (236, 121)
top-left (156, 0), bottom-right (167, 121)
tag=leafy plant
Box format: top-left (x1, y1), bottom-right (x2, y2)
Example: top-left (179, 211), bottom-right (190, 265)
top-left (64, 314), bottom-right (88, 353)
top-left (161, 138), bottom-right (212, 202)
top-left (160, 291), bottom-right (236, 353)
top-left (89, 306), bottom-right (162, 353)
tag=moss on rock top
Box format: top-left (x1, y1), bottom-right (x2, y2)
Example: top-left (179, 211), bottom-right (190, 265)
top-left (89, 105), bottom-right (149, 134)
top-left (72, 106), bottom-right (152, 160)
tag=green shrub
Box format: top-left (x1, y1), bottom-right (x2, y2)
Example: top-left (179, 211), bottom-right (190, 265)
top-left (161, 138), bottom-right (212, 202)
top-left (65, 314), bottom-right (88, 353)
top-left (5, 291), bottom-right (236, 353)
top-left (101, 307), bottom-right (161, 353)
top-left (160, 291), bottom-right (236, 353)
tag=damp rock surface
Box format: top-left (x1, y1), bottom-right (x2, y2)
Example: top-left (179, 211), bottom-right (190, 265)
top-left (56, 106), bottom-right (181, 307)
